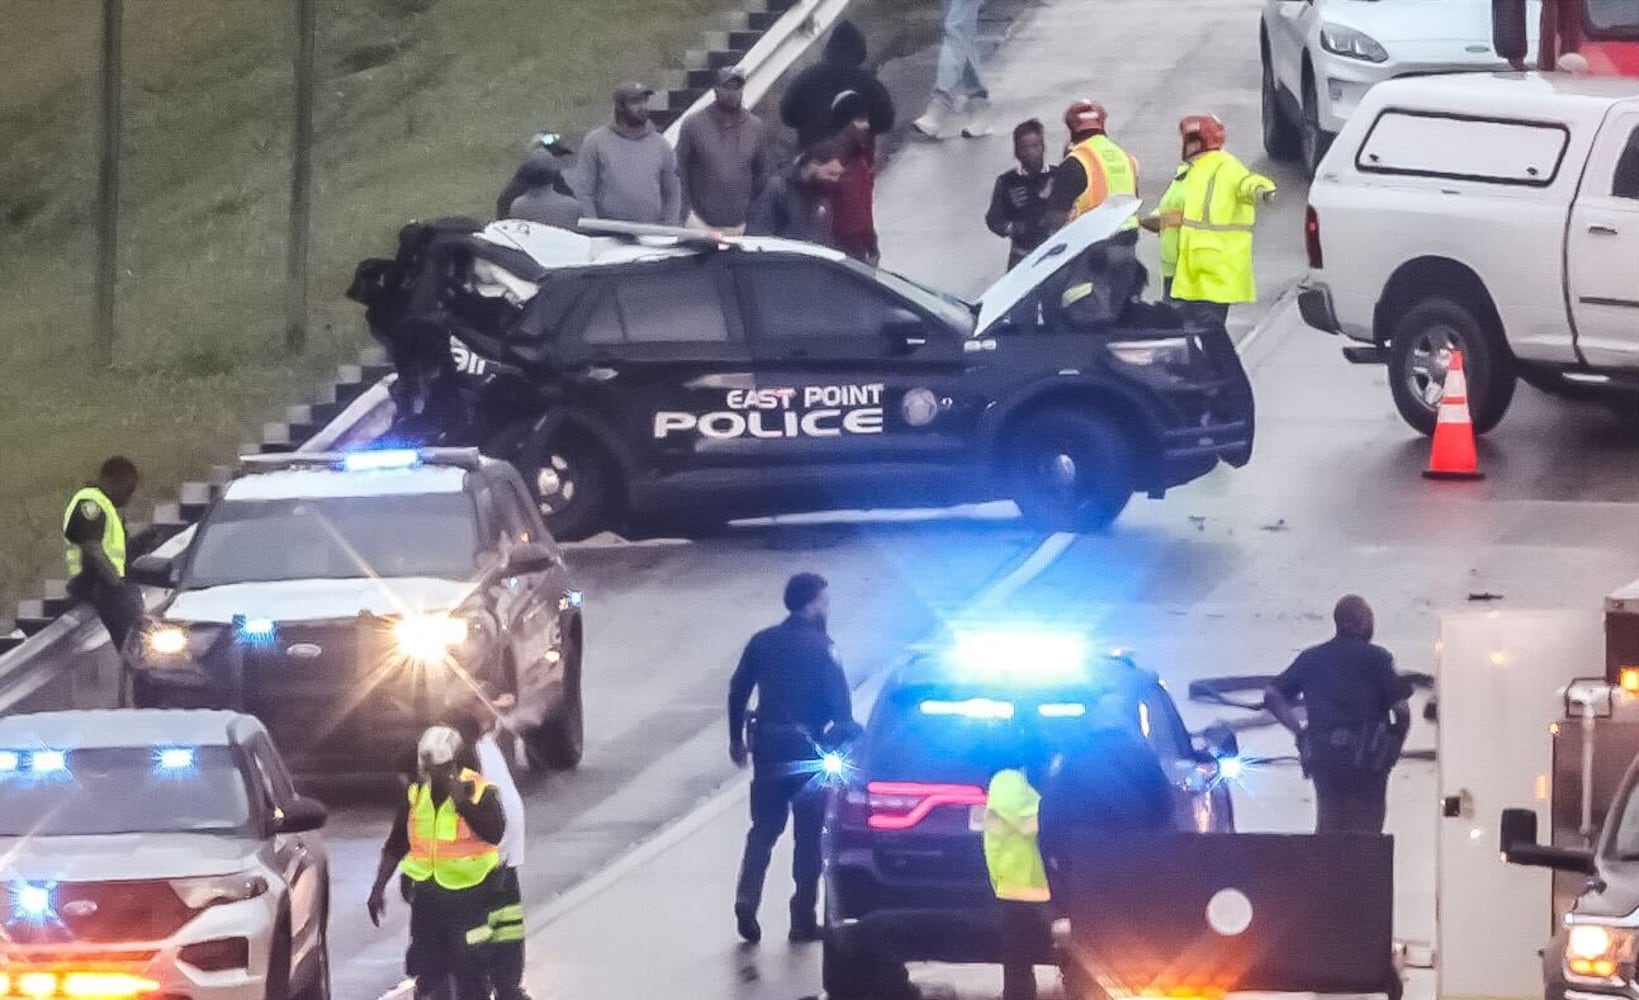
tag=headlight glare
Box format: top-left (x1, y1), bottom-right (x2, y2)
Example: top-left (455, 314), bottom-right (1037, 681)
top-left (1565, 923), bottom-right (1635, 983)
top-left (1319, 24), bottom-right (1389, 63)
top-left (146, 626), bottom-right (189, 657)
top-left (1106, 337), bottom-right (1191, 368)
top-left (394, 614), bottom-right (469, 662)
top-left (170, 872), bottom-right (269, 909)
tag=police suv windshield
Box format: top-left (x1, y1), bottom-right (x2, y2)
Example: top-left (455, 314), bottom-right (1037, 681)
top-left (183, 493), bottom-right (481, 588)
top-left (0, 746), bottom-right (251, 837)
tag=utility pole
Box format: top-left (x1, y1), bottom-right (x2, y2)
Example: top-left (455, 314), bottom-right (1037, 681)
top-left (285, 0), bottom-right (317, 354)
top-left (94, 0), bottom-right (124, 367)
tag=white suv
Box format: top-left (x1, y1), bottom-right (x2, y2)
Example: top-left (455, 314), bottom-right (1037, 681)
top-left (1260, 0), bottom-right (1538, 175)
top-left (0, 710), bottom-right (330, 1000)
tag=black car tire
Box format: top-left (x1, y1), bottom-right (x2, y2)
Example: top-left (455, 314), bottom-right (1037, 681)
top-left (1388, 297), bottom-right (1516, 437)
top-left (514, 427), bottom-right (616, 542)
top-left (1261, 46), bottom-right (1300, 161)
top-left (292, 937), bottom-right (330, 1000)
top-left (1300, 71), bottom-right (1334, 179)
top-left (529, 636), bottom-right (584, 770)
top-left (822, 931), bottom-right (882, 999)
top-left (1009, 409), bottom-right (1135, 532)
top-left (265, 924), bottom-right (293, 1000)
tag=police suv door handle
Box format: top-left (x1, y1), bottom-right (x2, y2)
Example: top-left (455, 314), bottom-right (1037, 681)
top-left (567, 364), bottom-right (618, 382)
top-left (1589, 224), bottom-right (1620, 236)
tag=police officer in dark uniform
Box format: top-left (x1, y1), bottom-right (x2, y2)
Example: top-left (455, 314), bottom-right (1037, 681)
top-left (727, 572), bottom-right (856, 944)
top-left (62, 456), bottom-right (143, 649)
top-left (1264, 595), bottom-right (1414, 834)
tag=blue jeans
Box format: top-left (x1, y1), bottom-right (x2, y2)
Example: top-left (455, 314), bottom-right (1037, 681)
top-left (934, 0), bottom-right (988, 102)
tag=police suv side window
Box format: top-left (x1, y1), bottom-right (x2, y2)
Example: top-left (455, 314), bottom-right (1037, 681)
top-left (746, 261), bottom-right (898, 341)
top-left (577, 269), bottom-right (732, 345)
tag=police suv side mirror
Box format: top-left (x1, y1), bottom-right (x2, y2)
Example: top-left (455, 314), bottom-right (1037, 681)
top-left (127, 553), bottom-right (176, 590)
top-left (503, 542), bottom-right (557, 577)
top-left (1500, 806), bottom-right (1596, 874)
top-left (274, 796), bottom-right (328, 835)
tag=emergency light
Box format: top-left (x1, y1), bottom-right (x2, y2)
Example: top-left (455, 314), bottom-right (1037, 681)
top-left (920, 698), bottom-right (1016, 720)
top-left (341, 449), bottom-right (421, 472)
top-left (821, 752), bottom-right (846, 777)
top-left (238, 617), bottom-right (276, 642)
top-left (950, 629), bottom-right (1088, 682)
top-left (0, 751), bottom-right (17, 774)
top-left (155, 747), bottom-right (196, 771)
top-left (30, 751), bottom-right (67, 775)
top-left (11, 882), bottom-right (52, 920)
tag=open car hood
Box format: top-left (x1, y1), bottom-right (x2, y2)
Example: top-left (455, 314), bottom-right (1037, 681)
top-left (972, 196), bottom-right (1142, 336)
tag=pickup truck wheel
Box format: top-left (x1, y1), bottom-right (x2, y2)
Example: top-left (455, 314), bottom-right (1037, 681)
top-left (516, 429), bottom-right (616, 541)
top-left (1010, 410), bottom-right (1135, 532)
top-left (1261, 49), bottom-right (1300, 160)
top-left (1300, 73), bottom-right (1334, 179)
top-left (1388, 298), bottom-right (1516, 436)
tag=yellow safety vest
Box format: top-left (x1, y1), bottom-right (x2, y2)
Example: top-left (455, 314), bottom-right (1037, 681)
top-left (983, 769), bottom-right (1051, 903)
top-left (63, 487), bottom-right (126, 579)
top-left (1171, 149), bottom-right (1276, 305)
top-left (1155, 165), bottom-right (1190, 279)
top-left (400, 769), bottom-right (502, 892)
top-left (1067, 134), bottom-right (1140, 229)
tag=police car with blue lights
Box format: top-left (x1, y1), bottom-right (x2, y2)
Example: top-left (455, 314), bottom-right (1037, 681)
top-left (819, 629), bottom-right (1241, 997)
top-left (349, 199), bottom-right (1254, 538)
top-left (120, 448), bottom-right (586, 775)
top-left (0, 710), bottom-right (330, 1000)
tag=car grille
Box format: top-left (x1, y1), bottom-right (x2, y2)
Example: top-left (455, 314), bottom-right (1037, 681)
top-left (0, 881), bottom-right (196, 945)
top-left (239, 622), bottom-right (431, 766)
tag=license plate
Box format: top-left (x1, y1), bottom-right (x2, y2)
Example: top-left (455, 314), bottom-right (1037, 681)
top-left (969, 804), bottom-right (987, 832)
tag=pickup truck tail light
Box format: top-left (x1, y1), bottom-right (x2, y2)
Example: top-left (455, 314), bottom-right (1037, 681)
top-left (1305, 205), bottom-right (1323, 270)
top-left (866, 781), bottom-right (988, 831)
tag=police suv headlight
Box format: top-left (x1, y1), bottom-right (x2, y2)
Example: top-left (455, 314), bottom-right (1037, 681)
top-left (1565, 923), bottom-right (1637, 984)
top-left (1319, 24), bottom-right (1388, 63)
top-left (1106, 337), bottom-right (1192, 368)
top-left (135, 619), bottom-right (217, 663)
top-left (393, 613), bottom-right (470, 663)
top-left (146, 625), bottom-right (189, 657)
top-left (170, 872), bottom-right (270, 910)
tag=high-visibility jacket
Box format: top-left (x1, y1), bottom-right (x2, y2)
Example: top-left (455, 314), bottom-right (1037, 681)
top-left (1171, 149), bottom-right (1276, 305)
top-left (63, 487), bottom-right (126, 580)
top-left (983, 769), bottom-right (1050, 903)
top-left (1067, 134), bottom-right (1139, 229)
top-left (400, 769), bottom-right (501, 891)
top-left (1154, 164), bottom-right (1190, 279)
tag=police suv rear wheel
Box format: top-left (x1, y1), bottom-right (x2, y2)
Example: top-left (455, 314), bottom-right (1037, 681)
top-left (1010, 409), bottom-right (1135, 532)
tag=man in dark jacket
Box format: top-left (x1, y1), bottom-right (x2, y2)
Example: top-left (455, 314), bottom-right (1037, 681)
top-left (745, 139), bottom-right (846, 246)
top-left (727, 572), bottom-right (857, 945)
top-left (495, 132), bottom-right (573, 219)
top-left (1265, 595), bottom-right (1413, 834)
top-left (779, 20), bottom-right (895, 149)
top-left (986, 118), bottom-right (1057, 269)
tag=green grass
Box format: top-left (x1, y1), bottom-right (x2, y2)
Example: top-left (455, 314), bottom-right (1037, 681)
top-left (0, 0), bottom-right (737, 621)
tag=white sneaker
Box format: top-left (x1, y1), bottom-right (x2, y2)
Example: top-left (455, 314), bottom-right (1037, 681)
top-left (913, 97), bottom-right (956, 139)
top-left (961, 97), bottom-right (993, 138)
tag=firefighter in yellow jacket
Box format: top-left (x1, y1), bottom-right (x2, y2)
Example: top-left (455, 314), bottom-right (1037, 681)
top-left (370, 726), bottom-right (506, 1000)
top-left (1049, 100), bottom-right (1141, 242)
top-left (1170, 114), bottom-right (1276, 327)
top-left (985, 765), bottom-right (1052, 1000)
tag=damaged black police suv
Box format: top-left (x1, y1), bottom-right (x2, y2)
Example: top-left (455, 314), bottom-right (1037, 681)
top-left (348, 199), bottom-right (1254, 539)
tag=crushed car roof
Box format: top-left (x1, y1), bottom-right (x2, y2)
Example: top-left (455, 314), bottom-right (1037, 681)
top-left (477, 219), bottom-right (849, 271)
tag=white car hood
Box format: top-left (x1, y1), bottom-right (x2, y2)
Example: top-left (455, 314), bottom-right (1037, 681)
top-left (1320, 0), bottom-right (1539, 45)
top-left (972, 196), bottom-right (1141, 334)
top-left (165, 576), bottom-right (475, 624)
top-left (0, 833), bottom-right (260, 882)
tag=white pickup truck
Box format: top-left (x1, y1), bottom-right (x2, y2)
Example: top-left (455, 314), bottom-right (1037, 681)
top-left (1298, 72), bottom-right (1639, 434)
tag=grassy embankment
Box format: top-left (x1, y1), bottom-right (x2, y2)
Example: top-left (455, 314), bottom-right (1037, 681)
top-left (0, 0), bottom-right (734, 619)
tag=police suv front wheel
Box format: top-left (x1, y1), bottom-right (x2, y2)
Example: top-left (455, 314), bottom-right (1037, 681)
top-left (1009, 409), bottom-right (1135, 532)
top-left (515, 429), bottom-right (617, 541)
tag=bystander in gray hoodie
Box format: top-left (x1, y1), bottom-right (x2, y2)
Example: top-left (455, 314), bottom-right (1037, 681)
top-left (572, 81), bottom-right (683, 226)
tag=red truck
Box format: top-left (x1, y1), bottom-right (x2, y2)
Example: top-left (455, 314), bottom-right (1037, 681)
top-left (1496, 0), bottom-right (1639, 74)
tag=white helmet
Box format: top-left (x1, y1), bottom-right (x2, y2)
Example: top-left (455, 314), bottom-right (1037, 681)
top-left (417, 725), bottom-right (463, 772)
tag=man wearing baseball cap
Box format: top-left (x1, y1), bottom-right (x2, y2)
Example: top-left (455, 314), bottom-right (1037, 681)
top-left (570, 80), bottom-right (683, 225)
top-left (676, 65), bottom-right (772, 234)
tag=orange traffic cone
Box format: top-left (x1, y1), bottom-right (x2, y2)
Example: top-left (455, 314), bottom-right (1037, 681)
top-left (1423, 350), bottom-right (1484, 480)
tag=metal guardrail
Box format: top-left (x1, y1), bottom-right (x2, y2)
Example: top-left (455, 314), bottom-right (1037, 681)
top-left (0, 378), bottom-right (398, 717)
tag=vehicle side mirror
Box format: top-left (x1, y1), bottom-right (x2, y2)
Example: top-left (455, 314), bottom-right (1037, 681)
top-left (127, 553), bottom-right (176, 590)
top-left (881, 308), bottom-right (928, 353)
top-left (503, 542), bottom-right (557, 577)
top-left (1492, 0), bottom-right (1529, 67)
top-left (275, 796), bottom-right (328, 835)
top-left (1500, 806), bottom-right (1596, 873)
top-left (1196, 722), bottom-right (1240, 760)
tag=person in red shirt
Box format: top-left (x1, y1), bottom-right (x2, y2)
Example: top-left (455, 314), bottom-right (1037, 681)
top-left (828, 90), bottom-right (881, 264)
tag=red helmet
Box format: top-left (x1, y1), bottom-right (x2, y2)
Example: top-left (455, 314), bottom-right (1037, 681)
top-left (1064, 100), bottom-right (1108, 135)
top-left (1179, 114), bottom-right (1226, 152)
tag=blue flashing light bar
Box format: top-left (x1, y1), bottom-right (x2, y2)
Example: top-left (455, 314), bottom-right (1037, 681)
top-left (950, 630), bottom-right (1088, 682)
top-left (156, 747), bottom-right (196, 771)
top-left (341, 449), bottom-right (421, 472)
top-left (920, 698), bottom-right (1016, 720)
top-left (1038, 702), bottom-right (1088, 719)
top-left (13, 883), bottom-right (52, 920)
top-left (31, 750), bottom-right (67, 775)
top-left (0, 750), bottom-right (17, 773)
top-left (238, 617), bottom-right (276, 642)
